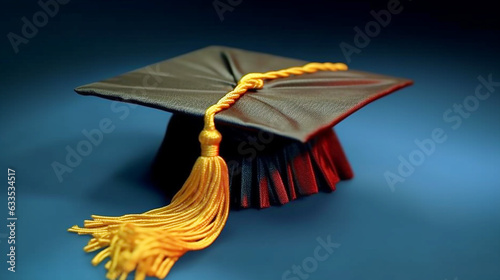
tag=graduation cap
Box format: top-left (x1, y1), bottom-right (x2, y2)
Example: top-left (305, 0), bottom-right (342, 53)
top-left (68, 46), bottom-right (412, 280)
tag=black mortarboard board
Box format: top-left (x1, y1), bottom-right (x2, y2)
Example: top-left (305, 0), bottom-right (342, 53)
top-left (69, 46), bottom-right (412, 280)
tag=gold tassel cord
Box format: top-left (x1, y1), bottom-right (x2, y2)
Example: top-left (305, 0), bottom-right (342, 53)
top-left (68, 62), bottom-right (348, 280)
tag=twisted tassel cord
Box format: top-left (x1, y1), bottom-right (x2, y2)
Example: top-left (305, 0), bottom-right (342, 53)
top-left (68, 62), bottom-right (348, 280)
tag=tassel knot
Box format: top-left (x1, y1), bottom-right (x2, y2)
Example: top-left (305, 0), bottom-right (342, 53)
top-left (199, 129), bottom-right (222, 157)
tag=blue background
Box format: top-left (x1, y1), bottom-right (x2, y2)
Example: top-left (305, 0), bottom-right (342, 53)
top-left (1, 1), bottom-right (499, 280)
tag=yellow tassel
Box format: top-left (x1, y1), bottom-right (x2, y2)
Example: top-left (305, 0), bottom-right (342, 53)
top-left (68, 62), bottom-right (348, 280)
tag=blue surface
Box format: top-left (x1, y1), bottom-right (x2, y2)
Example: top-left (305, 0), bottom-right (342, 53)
top-left (1, 1), bottom-right (499, 280)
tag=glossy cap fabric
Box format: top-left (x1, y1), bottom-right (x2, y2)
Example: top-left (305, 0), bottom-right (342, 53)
top-left (75, 46), bottom-right (413, 142)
